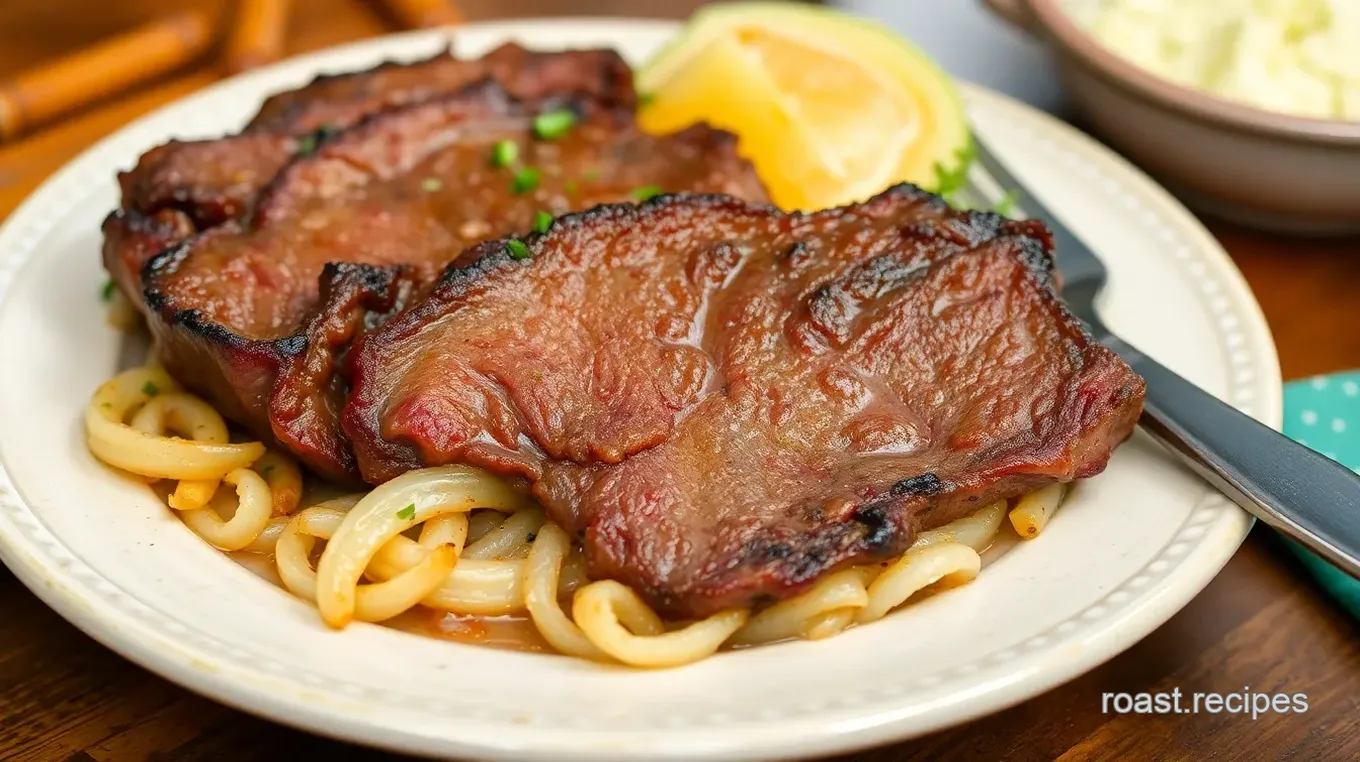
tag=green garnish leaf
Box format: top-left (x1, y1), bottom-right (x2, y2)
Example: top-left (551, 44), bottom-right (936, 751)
top-left (638, 91), bottom-right (656, 107)
top-left (421, 177), bottom-right (443, 193)
top-left (141, 381), bottom-right (160, 397)
top-left (506, 239), bottom-right (532, 260)
top-left (526, 532), bottom-right (538, 543)
top-left (564, 180), bottom-right (578, 194)
top-left (100, 402), bottom-right (113, 409)
top-left (295, 123), bottom-right (341, 158)
top-left (295, 134), bottom-right (318, 156)
top-left (582, 168), bottom-right (600, 181)
top-left (931, 142), bottom-right (976, 207)
top-left (490, 139), bottom-right (519, 167)
top-left (396, 503), bottom-right (416, 520)
top-left (261, 464), bottom-right (275, 475)
top-left (532, 210), bottom-right (553, 234)
top-left (993, 189), bottom-right (1021, 218)
top-left (631, 185), bottom-right (663, 202)
top-left (100, 280), bottom-right (116, 302)
top-left (532, 108), bottom-right (577, 140)
top-left (511, 167), bottom-right (540, 194)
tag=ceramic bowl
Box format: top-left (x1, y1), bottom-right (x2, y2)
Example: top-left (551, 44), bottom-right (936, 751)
top-left (984, 0), bottom-right (1360, 234)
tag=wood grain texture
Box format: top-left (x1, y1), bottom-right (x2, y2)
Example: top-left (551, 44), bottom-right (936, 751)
top-left (2, 1), bottom-right (1359, 760)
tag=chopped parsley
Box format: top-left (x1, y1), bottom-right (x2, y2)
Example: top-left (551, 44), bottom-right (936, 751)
top-left (505, 239), bottom-right (532, 260)
top-left (421, 177), bottom-right (443, 193)
top-left (396, 503), bottom-right (416, 520)
top-left (532, 108), bottom-right (577, 140)
top-left (295, 134), bottom-right (318, 156)
top-left (932, 142), bottom-right (975, 207)
top-left (993, 189), bottom-right (1020, 217)
top-left (100, 402), bottom-right (113, 409)
top-left (261, 464), bottom-right (275, 475)
top-left (511, 167), bottom-right (540, 194)
top-left (638, 91), bottom-right (656, 107)
top-left (582, 168), bottom-right (600, 181)
top-left (100, 279), bottom-right (116, 302)
top-left (532, 210), bottom-right (553, 234)
top-left (525, 532), bottom-right (537, 543)
top-left (295, 123), bottom-right (341, 157)
top-left (564, 180), bottom-right (578, 194)
top-left (490, 139), bottom-right (518, 167)
top-left (631, 185), bottom-right (663, 202)
top-left (141, 381), bottom-right (160, 397)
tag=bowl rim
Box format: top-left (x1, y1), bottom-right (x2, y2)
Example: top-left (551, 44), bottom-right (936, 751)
top-left (1026, 0), bottom-right (1360, 146)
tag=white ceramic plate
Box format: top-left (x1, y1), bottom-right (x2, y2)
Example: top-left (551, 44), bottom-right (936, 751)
top-left (0, 18), bottom-right (1273, 762)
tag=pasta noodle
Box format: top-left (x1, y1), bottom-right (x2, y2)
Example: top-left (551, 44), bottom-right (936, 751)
top-left (179, 468), bottom-right (274, 551)
top-left (244, 495), bottom-right (358, 556)
top-left (276, 506), bottom-right (457, 623)
top-left (253, 450), bottom-right (303, 516)
top-left (910, 500), bottom-right (1006, 552)
top-left (800, 608), bottom-right (857, 641)
top-left (281, 498), bottom-right (533, 616)
top-left (83, 364), bottom-right (1072, 667)
top-left (730, 568), bottom-right (873, 647)
top-left (128, 392), bottom-right (228, 510)
top-left (1009, 483), bottom-right (1067, 539)
top-left (573, 581), bottom-right (748, 668)
top-left (314, 503), bottom-right (571, 617)
top-left (857, 543), bottom-right (982, 625)
top-left (461, 508), bottom-right (546, 560)
top-left (467, 509), bottom-right (505, 542)
top-left (313, 466), bottom-right (532, 628)
top-left (417, 560), bottom-right (531, 614)
top-left (86, 368), bottom-right (264, 480)
top-left (243, 515), bottom-right (292, 555)
top-left (525, 522), bottom-right (607, 660)
top-left (416, 513), bottom-right (471, 552)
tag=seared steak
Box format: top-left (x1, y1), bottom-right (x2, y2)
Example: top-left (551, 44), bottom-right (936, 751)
top-left (343, 187), bottom-right (1145, 617)
top-left (116, 133), bottom-right (300, 232)
top-left (142, 88), bottom-right (768, 481)
top-left (248, 42), bottom-right (636, 133)
top-left (103, 44), bottom-right (637, 300)
top-left (103, 128), bottom-right (296, 299)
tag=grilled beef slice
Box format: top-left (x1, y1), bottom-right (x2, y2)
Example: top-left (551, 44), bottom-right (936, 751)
top-left (343, 187), bottom-right (1146, 617)
top-left (141, 89), bottom-right (768, 482)
top-left (103, 44), bottom-right (636, 300)
top-left (248, 42), bottom-right (636, 133)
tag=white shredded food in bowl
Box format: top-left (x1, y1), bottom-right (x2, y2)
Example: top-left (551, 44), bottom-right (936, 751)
top-left (1074, 0), bottom-right (1360, 121)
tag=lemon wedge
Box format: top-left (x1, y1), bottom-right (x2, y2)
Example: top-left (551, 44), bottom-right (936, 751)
top-left (638, 2), bottom-right (972, 211)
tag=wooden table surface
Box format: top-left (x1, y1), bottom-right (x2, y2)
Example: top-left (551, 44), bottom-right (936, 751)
top-left (2, 1), bottom-right (1358, 760)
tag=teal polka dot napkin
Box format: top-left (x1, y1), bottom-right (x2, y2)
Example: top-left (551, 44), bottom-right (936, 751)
top-left (1282, 372), bottom-right (1360, 620)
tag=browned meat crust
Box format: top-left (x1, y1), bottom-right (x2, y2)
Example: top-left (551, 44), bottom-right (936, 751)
top-left (343, 187), bottom-right (1146, 617)
top-left (104, 44), bottom-right (639, 302)
top-left (141, 86), bottom-right (768, 481)
top-left (247, 42), bottom-right (636, 133)
top-left (118, 133), bottom-right (299, 230)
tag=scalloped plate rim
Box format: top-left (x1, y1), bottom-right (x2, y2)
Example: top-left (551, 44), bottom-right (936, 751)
top-left (0, 18), bottom-right (1272, 762)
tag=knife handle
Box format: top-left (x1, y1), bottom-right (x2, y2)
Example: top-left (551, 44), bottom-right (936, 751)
top-left (1114, 337), bottom-right (1360, 577)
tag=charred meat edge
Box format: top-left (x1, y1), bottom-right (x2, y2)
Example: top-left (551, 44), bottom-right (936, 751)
top-left (138, 84), bottom-right (585, 481)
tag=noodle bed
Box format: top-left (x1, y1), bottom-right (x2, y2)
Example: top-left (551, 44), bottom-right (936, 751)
top-left (86, 364), bottom-right (1066, 668)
